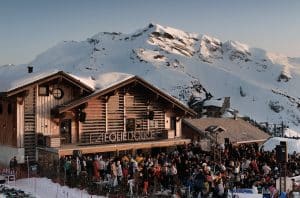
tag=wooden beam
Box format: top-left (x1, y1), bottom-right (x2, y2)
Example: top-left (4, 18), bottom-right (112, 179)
top-left (7, 71), bottom-right (93, 97)
top-left (57, 138), bottom-right (191, 156)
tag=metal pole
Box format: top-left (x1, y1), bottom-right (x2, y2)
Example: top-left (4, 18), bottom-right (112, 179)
top-left (281, 121), bottom-right (284, 137)
top-left (64, 167), bottom-right (66, 186)
top-left (34, 177), bottom-right (36, 193)
top-left (279, 163), bottom-right (282, 194)
top-left (214, 132), bottom-right (218, 173)
top-left (27, 156), bottom-right (29, 179)
top-left (284, 162), bottom-right (287, 192)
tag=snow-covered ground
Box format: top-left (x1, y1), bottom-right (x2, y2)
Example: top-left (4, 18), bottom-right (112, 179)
top-left (229, 193), bottom-right (262, 198)
top-left (3, 177), bottom-right (264, 198)
top-left (1, 23), bottom-right (300, 132)
top-left (4, 178), bottom-right (104, 198)
top-left (3, 177), bottom-right (293, 198)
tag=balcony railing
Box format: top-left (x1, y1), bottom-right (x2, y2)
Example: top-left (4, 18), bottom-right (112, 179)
top-left (80, 129), bottom-right (168, 145)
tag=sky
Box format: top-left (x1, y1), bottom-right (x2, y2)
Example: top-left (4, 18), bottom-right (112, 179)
top-left (0, 0), bottom-right (300, 66)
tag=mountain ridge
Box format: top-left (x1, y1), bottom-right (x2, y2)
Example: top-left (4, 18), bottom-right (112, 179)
top-left (2, 23), bottom-right (300, 131)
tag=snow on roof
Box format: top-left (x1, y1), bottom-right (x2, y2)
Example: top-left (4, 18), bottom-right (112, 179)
top-left (0, 62), bottom-right (192, 114)
top-left (57, 72), bottom-right (195, 116)
top-left (86, 72), bottom-right (134, 94)
top-left (0, 64), bottom-right (62, 92)
top-left (0, 62), bottom-right (133, 94)
top-left (203, 98), bottom-right (224, 107)
top-left (263, 137), bottom-right (300, 154)
top-left (93, 73), bottom-right (190, 110)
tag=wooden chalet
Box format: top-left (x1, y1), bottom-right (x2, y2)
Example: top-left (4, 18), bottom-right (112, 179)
top-left (0, 70), bottom-right (196, 166)
top-left (182, 118), bottom-right (270, 146)
top-left (0, 71), bottom-right (92, 165)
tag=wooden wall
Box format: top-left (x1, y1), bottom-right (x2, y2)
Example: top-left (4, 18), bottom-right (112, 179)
top-left (0, 98), bottom-right (17, 146)
top-left (17, 97), bottom-right (24, 148)
top-left (22, 80), bottom-right (79, 160)
top-left (81, 97), bottom-right (106, 135)
top-left (108, 94), bottom-right (124, 132)
top-left (80, 88), bottom-right (166, 141)
top-left (125, 91), bottom-right (165, 131)
top-left (36, 83), bottom-right (75, 136)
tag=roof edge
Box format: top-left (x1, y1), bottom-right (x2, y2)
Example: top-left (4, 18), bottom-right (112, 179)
top-left (58, 75), bottom-right (196, 116)
top-left (6, 71), bottom-right (94, 97)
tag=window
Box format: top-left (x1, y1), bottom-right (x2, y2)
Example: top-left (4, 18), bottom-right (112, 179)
top-left (39, 85), bottom-right (49, 96)
top-left (170, 117), bottom-right (176, 130)
top-left (7, 103), bottom-right (12, 114)
top-left (0, 103), bottom-right (2, 114)
top-left (149, 120), bottom-right (153, 128)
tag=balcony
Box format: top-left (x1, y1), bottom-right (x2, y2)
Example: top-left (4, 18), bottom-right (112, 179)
top-left (80, 129), bottom-right (168, 145)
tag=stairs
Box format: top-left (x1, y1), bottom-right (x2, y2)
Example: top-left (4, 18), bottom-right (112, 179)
top-left (24, 88), bottom-right (36, 162)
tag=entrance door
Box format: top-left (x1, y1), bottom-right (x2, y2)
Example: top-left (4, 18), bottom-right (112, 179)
top-left (171, 117), bottom-right (177, 137)
top-left (60, 119), bottom-right (72, 144)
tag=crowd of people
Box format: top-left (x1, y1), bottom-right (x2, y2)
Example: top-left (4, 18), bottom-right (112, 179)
top-left (58, 141), bottom-right (299, 197)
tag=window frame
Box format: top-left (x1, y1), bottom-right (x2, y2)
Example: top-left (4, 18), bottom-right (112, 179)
top-left (52, 88), bottom-right (64, 100)
top-left (38, 85), bottom-right (49, 96)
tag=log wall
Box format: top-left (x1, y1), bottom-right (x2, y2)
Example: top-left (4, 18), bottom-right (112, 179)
top-left (0, 98), bottom-right (17, 146)
top-left (80, 97), bottom-right (106, 137)
top-left (36, 84), bottom-right (74, 136)
top-left (80, 88), bottom-right (166, 143)
top-left (108, 94), bottom-right (124, 132)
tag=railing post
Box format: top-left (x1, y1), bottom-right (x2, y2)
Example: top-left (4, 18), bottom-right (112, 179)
top-left (89, 133), bottom-right (92, 144)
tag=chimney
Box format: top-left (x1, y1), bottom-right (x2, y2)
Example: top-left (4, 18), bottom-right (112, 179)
top-left (233, 110), bottom-right (238, 120)
top-left (27, 65), bottom-right (33, 73)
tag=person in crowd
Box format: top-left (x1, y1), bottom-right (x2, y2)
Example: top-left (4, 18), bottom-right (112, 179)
top-left (9, 156), bottom-right (18, 172)
top-left (57, 141), bottom-right (300, 197)
top-left (92, 157), bottom-right (100, 181)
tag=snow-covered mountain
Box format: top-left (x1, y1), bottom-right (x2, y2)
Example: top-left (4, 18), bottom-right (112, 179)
top-left (2, 23), bottom-right (300, 131)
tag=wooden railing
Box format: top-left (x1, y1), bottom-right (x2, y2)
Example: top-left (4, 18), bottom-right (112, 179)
top-left (80, 129), bottom-right (168, 145)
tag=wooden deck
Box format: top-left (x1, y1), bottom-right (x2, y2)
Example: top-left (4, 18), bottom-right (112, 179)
top-left (38, 138), bottom-right (191, 157)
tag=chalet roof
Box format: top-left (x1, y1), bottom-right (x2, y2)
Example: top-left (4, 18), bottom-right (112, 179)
top-left (183, 118), bottom-right (270, 144)
top-left (0, 66), bottom-right (195, 115)
top-left (2, 70), bottom-right (93, 97)
top-left (56, 75), bottom-right (197, 116)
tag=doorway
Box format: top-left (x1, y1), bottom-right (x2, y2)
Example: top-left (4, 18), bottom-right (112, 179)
top-left (60, 119), bottom-right (72, 144)
top-left (171, 117), bottom-right (177, 137)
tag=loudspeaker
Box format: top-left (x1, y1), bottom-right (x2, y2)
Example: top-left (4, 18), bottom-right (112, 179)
top-left (148, 110), bottom-right (154, 120)
top-left (280, 141), bottom-right (287, 162)
top-left (73, 150), bottom-right (82, 158)
top-left (276, 142), bottom-right (287, 163)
